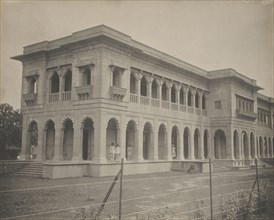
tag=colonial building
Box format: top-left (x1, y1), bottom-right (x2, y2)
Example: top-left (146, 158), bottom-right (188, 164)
top-left (12, 25), bottom-right (274, 178)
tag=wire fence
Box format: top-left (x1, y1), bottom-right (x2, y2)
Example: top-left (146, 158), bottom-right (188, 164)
top-left (1, 158), bottom-right (273, 220)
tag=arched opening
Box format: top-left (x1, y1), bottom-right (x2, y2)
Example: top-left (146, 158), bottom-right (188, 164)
top-left (184, 127), bottom-right (190, 159)
top-left (106, 118), bottom-right (119, 161)
top-left (63, 119), bottom-right (74, 160)
top-left (180, 88), bottom-right (184, 105)
top-left (140, 76), bottom-right (147, 96)
top-left (202, 93), bottom-right (206, 109)
top-left (162, 82), bottom-right (168, 101)
top-left (151, 79), bottom-right (158, 99)
top-left (64, 70), bottom-right (72, 92)
top-left (233, 130), bottom-right (239, 159)
top-left (29, 78), bottom-right (37, 94)
top-left (250, 133), bottom-right (255, 159)
top-left (194, 129), bottom-right (200, 159)
top-left (214, 129), bottom-right (226, 159)
top-left (268, 137), bottom-right (272, 158)
top-left (83, 69), bottom-right (91, 86)
top-left (28, 121), bottom-right (38, 160)
top-left (204, 130), bottom-right (209, 159)
top-left (82, 117), bottom-right (94, 160)
top-left (112, 69), bottom-right (121, 87)
top-left (259, 137), bottom-right (263, 157)
top-left (242, 131), bottom-right (248, 159)
top-left (264, 137), bottom-right (268, 157)
top-left (130, 73), bottom-right (137, 94)
top-left (45, 120), bottom-right (55, 160)
top-left (171, 85), bottom-right (176, 103)
top-left (187, 90), bottom-right (192, 106)
top-left (51, 72), bottom-right (59, 93)
top-left (143, 122), bottom-right (153, 160)
top-left (126, 120), bottom-right (137, 161)
top-left (158, 123), bottom-right (167, 160)
top-left (171, 126), bottom-right (179, 160)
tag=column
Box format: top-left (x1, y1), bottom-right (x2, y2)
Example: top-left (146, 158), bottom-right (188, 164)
top-left (36, 122), bottom-right (44, 161)
top-left (137, 118), bottom-right (144, 161)
top-left (175, 84), bottom-right (180, 110)
top-left (93, 112), bottom-right (107, 163)
top-left (198, 91), bottom-right (203, 112)
top-left (20, 120), bottom-right (29, 160)
top-left (59, 70), bottom-right (64, 101)
top-left (43, 129), bottom-right (47, 160)
top-left (200, 130), bottom-right (204, 159)
top-left (190, 88), bottom-right (196, 108)
top-left (156, 79), bottom-right (162, 108)
top-left (119, 117), bottom-right (126, 160)
top-left (166, 122), bottom-right (172, 160)
top-left (226, 130), bottom-right (233, 160)
top-left (178, 124), bottom-right (184, 160)
top-left (153, 120), bottom-right (159, 160)
top-left (72, 124), bottom-right (83, 161)
top-left (133, 72), bottom-right (142, 104)
top-left (246, 133), bottom-right (251, 159)
top-left (145, 75), bottom-right (152, 105)
top-left (166, 81), bottom-right (172, 109)
top-left (53, 125), bottom-right (63, 161)
top-left (254, 135), bottom-right (258, 159)
top-left (188, 128), bottom-right (194, 160)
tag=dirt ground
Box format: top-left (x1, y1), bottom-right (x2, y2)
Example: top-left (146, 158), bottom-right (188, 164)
top-left (0, 168), bottom-right (273, 220)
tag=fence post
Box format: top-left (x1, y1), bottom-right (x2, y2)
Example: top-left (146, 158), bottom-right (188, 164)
top-left (119, 158), bottom-right (124, 220)
top-left (209, 158), bottom-right (213, 220)
top-left (255, 158), bottom-right (261, 216)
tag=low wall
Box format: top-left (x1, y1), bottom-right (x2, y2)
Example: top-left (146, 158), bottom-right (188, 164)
top-left (171, 160), bottom-right (210, 173)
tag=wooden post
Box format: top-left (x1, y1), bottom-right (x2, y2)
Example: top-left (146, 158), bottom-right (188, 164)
top-left (255, 158), bottom-right (261, 216)
top-left (119, 158), bottom-right (124, 220)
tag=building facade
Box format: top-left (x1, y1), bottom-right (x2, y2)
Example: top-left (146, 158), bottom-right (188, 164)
top-left (12, 25), bottom-right (274, 178)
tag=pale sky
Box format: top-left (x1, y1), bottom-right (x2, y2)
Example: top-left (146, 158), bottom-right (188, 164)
top-left (1, 0), bottom-right (273, 109)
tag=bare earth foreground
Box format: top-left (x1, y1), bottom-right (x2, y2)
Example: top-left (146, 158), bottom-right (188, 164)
top-left (0, 168), bottom-right (273, 220)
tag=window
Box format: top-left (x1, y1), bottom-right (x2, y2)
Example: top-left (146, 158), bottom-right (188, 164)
top-left (112, 69), bottom-right (121, 87)
top-left (215, 101), bottom-right (221, 109)
top-left (51, 72), bottom-right (59, 93)
top-left (64, 70), bottom-right (72, 92)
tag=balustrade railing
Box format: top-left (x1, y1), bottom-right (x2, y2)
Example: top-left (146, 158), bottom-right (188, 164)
top-left (130, 94), bottom-right (138, 103)
top-left (140, 96), bottom-right (150, 105)
top-left (171, 103), bottom-right (178, 111)
top-left (151, 98), bottom-right (160, 107)
top-left (61, 91), bottom-right (71, 101)
top-left (161, 100), bottom-right (169, 109)
top-left (49, 93), bottom-right (59, 103)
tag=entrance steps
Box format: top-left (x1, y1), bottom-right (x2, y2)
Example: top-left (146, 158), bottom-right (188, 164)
top-left (2, 161), bottom-right (43, 177)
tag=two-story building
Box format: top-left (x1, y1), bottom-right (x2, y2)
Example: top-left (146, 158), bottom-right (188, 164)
top-left (12, 25), bottom-right (274, 178)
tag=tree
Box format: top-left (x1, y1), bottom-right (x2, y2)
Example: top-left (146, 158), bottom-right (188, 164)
top-left (0, 103), bottom-right (22, 158)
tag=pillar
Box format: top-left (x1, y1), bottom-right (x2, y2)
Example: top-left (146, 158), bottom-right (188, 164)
top-left (72, 124), bottom-right (83, 161)
top-left (178, 124), bottom-right (184, 160)
top-left (93, 111), bottom-right (107, 163)
top-left (53, 125), bottom-right (63, 161)
top-left (137, 118), bottom-right (144, 161)
top-left (183, 86), bottom-right (189, 106)
top-left (166, 122), bottom-right (172, 160)
top-left (200, 130), bottom-right (204, 160)
top-left (188, 128), bottom-right (194, 160)
top-left (20, 118), bottom-right (29, 160)
top-left (119, 117), bottom-right (126, 160)
top-left (153, 120), bottom-right (159, 160)
top-left (36, 122), bottom-right (44, 161)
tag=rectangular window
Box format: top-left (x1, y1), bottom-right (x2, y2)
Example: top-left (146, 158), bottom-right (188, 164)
top-left (215, 101), bottom-right (221, 109)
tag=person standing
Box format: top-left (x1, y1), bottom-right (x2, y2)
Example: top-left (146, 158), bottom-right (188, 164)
top-left (127, 144), bottom-right (132, 161)
top-left (30, 144), bottom-right (35, 160)
top-left (109, 143), bottom-right (115, 161)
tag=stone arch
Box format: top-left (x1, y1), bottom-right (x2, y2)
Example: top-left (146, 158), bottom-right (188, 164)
top-left (214, 129), bottom-right (226, 159)
top-left (140, 76), bottom-right (148, 96)
top-left (259, 136), bottom-right (263, 157)
top-left (126, 119), bottom-right (138, 161)
top-left (64, 69), bottom-right (72, 92)
top-left (242, 131), bottom-right (249, 159)
top-left (194, 128), bottom-right (200, 159)
top-left (62, 118), bottom-right (74, 160)
top-left (81, 117), bottom-right (94, 160)
top-left (130, 72), bottom-right (137, 94)
top-left (250, 132), bottom-right (255, 159)
top-left (204, 129), bottom-right (209, 159)
top-left (143, 121), bottom-right (153, 160)
top-left (158, 123), bottom-right (167, 160)
top-left (184, 127), bottom-right (191, 159)
top-left (28, 121), bottom-right (38, 160)
top-left (233, 130), bottom-right (240, 159)
top-left (106, 117), bottom-right (120, 161)
top-left (44, 119), bottom-right (55, 160)
top-left (171, 85), bottom-right (176, 103)
top-left (264, 137), bottom-right (268, 157)
top-left (51, 72), bottom-right (59, 93)
top-left (171, 125), bottom-right (180, 159)
top-left (162, 82), bottom-right (168, 101)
